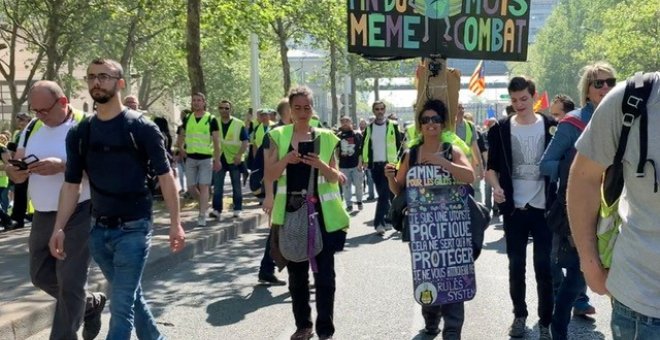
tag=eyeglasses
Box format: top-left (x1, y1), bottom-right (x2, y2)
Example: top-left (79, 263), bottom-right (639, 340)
top-left (218, 107), bottom-right (231, 110)
top-left (85, 73), bottom-right (121, 83)
top-left (30, 98), bottom-right (60, 115)
top-left (420, 115), bottom-right (443, 125)
top-left (592, 78), bottom-right (616, 89)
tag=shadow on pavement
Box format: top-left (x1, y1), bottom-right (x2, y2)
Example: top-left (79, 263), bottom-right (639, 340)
top-left (482, 233), bottom-right (507, 255)
top-left (205, 286), bottom-right (291, 327)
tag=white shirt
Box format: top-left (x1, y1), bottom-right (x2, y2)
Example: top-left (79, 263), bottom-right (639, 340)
top-left (371, 123), bottom-right (387, 162)
top-left (510, 115), bottom-right (546, 209)
top-left (19, 115), bottom-right (91, 212)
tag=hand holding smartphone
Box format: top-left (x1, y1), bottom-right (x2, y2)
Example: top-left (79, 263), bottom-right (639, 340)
top-left (8, 154), bottom-right (39, 170)
top-left (298, 141), bottom-right (315, 157)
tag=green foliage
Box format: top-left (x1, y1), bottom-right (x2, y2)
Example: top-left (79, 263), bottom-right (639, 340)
top-left (519, 0), bottom-right (657, 102)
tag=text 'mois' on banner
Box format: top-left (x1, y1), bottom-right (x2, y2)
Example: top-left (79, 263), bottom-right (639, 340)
top-left (347, 0), bottom-right (531, 61)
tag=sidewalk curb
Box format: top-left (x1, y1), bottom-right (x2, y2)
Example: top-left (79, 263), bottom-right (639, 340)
top-left (0, 212), bottom-right (266, 340)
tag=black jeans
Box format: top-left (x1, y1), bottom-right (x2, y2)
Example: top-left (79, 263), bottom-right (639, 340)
top-left (287, 231), bottom-right (341, 337)
top-left (259, 232), bottom-right (275, 275)
top-left (11, 180), bottom-right (28, 225)
top-left (503, 207), bottom-right (553, 327)
top-left (370, 162), bottom-right (391, 228)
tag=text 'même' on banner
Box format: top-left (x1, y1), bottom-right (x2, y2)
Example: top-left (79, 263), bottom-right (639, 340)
top-left (347, 0), bottom-right (531, 61)
top-left (406, 165), bottom-right (476, 306)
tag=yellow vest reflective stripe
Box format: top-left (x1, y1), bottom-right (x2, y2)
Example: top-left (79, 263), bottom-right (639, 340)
top-left (253, 123), bottom-right (268, 148)
top-left (0, 171), bottom-right (8, 187)
top-left (185, 112), bottom-right (213, 155)
top-left (269, 125), bottom-right (349, 232)
top-left (362, 121), bottom-right (398, 164)
top-left (220, 117), bottom-right (245, 161)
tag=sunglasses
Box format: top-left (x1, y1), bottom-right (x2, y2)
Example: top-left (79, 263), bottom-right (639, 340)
top-left (420, 115), bottom-right (443, 125)
top-left (592, 78), bottom-right (616, 89)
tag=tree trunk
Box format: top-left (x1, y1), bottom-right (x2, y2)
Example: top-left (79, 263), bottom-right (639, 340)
top-left (43, 0), bottom-right (62, 80)
top-left (275, 19), bottom-right (291, 96)
top-left (329, 42), bottom-right (338, 127)
top-left (186, 0), bottom-right (205, 95)
top-left (374, 77), bottom-right (380, 101)
top-left (350, 74), bottom-right (358, 123)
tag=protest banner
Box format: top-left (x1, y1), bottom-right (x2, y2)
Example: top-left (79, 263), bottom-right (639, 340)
top-left (406, 164), bottom-right (476, 305)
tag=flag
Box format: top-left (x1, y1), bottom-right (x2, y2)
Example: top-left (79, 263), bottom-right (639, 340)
top-left (533, 91), bottom-right (550, 112)
top-left (487, 106), bottom-right (496, 118)
top-left (468, 60), bottom-right (486, 96)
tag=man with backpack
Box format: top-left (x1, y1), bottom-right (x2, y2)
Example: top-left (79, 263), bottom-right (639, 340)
top-left (6, 80), bottom-right (105, 340)
top-left (50, 58), bottom-right (185, 339)
top-left (568, 71), bottom-right (660, 339)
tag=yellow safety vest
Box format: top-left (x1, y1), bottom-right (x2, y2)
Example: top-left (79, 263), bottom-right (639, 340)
top-left (252, 123), bottom-right (269, 149)
top-left (362, 121), bottom-right (398, 164)
top-left (23, 110), bottom-right (86, 148)
top-left (0, 170), bottom-right (8, 188)
top-left (310, 118), bottom-right (321, 128)
top-left (220, 117), bottom-right (246, 161)
top-left (185, 112), bottom-right (213, 155)
top-left (269, 125), bottom-right (349, 232)
top-left (407, 130), bottom-right (471, 159)
top-left (406, 124), bottom-right (417, 148)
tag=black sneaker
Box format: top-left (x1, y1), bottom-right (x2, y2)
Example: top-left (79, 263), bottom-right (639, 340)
top-left (83, 293), bottom-right (106, 340)
top-left (356, 202), bottom-right (363, 210)
top-left (346, 205), bottom-right (353, 212)
top-left (258, 273), bottom-right (286, 286)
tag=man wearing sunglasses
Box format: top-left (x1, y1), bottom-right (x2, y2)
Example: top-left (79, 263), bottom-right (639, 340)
top-left (6, 80), bottom-right (106, 340)
top-left (486, 76), bottom-right (557, 339)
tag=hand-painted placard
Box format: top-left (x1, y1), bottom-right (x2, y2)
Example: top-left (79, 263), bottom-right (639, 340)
top-left (347, 0), bottom-right (531, 61)
top-left (406, 164), bottom-right (476, 306)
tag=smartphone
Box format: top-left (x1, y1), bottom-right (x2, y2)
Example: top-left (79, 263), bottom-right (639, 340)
top-left (298, 141), bottom-right (315, 157)
top-left (8, 154), bottom-right (39, 170)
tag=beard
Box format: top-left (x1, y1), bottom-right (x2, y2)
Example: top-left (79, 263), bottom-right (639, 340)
top-left (89, 85), bottom-right (117, 104)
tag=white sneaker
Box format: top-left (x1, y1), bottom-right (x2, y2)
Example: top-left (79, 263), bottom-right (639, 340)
top-left (233, 211), bottom-right (242, 218)
top-left (384, 223), bottom-right (393, 231)
top-left (197, 215), bottom-right (207, 227)
top-left (209, 210), bottom-right (221, 220)
top-left (376, 225), bottom-right (386, 235)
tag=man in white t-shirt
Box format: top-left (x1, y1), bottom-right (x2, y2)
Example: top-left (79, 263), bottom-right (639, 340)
top-left (6, 81), bottom-right (105, 340)
top-left (486, 77), bottom-right (556, 340)
top-left (361, 101), bottom-right (402, 235)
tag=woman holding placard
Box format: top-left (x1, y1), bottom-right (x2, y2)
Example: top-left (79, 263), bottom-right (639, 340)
top-left (386, 99), bottom-right (474, 338)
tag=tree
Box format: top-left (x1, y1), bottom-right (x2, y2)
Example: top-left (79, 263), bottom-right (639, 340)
top-left (186, 0), bottom-right (205, 95)
top-left (582, 0), bottom-right (659, 77)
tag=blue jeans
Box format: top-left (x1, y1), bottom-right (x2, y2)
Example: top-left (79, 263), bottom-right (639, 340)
top-left (364, 169), bottom-right (375, 198)
top-left (611, 299), bottom-right (660, 340)
top-left (89, 218), bottom-right (163, 340)
top-left (550, 236), bottom-right (585, 340)
top-left (340, 167), bottom-right (363, 206)
top-left (551, 234), bottom-right (590, 308)
top-left (212, 165), bottom-right (242, 212)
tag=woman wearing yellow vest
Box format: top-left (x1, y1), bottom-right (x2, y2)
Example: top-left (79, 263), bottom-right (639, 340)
top-left (263, 86), bottom-right (349, 340)
top-left (385, 99), bottom-right (474, 338)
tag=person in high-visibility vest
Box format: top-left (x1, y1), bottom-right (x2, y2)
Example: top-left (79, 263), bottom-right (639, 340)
top-left (263, 86), bottom-right (348, 340)
top-left (176, 92), bottom-right (222, 227)
top-left (5, 80), bottom-right (107, 339)
top-left (0, 136), bottom-right (13, 229)
top-left (455, 103), bottom-right (484, 201)
top-left (211, 100), bottom-right (249, 219)
top-left (362, 100), bottom-right (402, 235)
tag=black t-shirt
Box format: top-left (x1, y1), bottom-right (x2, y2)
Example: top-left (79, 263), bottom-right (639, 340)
top-left (65, 110), bottom-right (171, 219)
top-left (336, 129), bottom-right (362, 168)
top-left (220, 119), bottom-right (249, 167)
top-left (182, 114), bottom-right (220, 160)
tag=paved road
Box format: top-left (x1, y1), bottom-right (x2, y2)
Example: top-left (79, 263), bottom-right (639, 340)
top-left (28, 200), bottom-right (612, 340)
